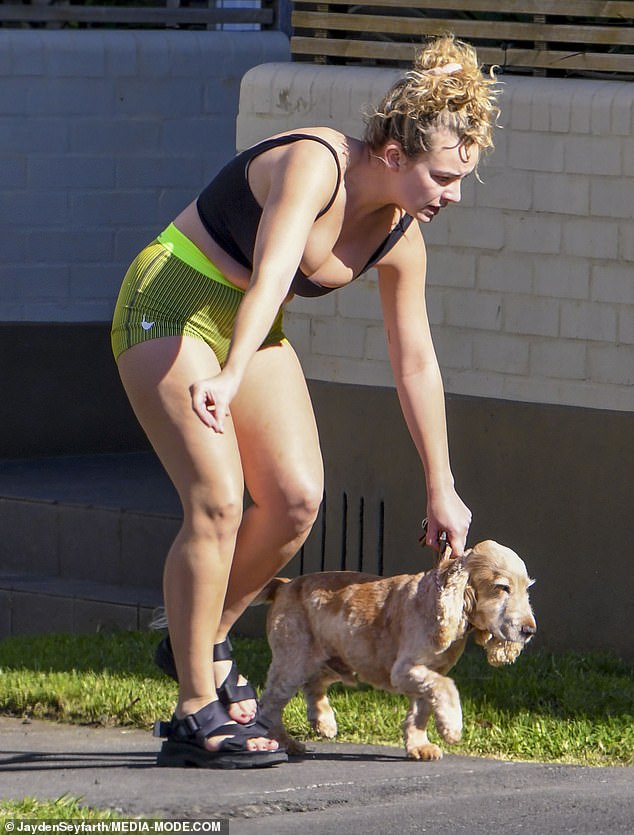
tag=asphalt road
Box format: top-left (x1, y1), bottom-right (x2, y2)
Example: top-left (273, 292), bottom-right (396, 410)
top-left (1, 717), bottom-right (632, 835)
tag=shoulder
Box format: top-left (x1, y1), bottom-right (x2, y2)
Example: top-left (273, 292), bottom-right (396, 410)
top-left (264, 128), bottom-right (352, 172)
top-left (378, 213), bottom-right (426, 274)
top-left (254, 130), bottom-right (348, 218)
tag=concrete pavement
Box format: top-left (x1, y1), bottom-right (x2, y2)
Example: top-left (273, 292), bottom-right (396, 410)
top-left (1, 717), bottom-right (632, 834)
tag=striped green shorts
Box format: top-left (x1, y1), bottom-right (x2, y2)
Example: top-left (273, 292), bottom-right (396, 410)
top-left (111, 223), bottom-right (285, 365)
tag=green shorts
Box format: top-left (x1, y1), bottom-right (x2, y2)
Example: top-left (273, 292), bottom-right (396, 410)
top-left (110, 223), bottom-right (286, 365)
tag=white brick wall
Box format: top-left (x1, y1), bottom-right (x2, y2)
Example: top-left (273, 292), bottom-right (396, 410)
top-left (0, 30), bottom-right (290, 322)
top-left (238, 67), bottom-right (634, 413)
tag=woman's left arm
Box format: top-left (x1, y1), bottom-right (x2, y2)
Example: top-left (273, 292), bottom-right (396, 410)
top-left (377, 222), bottom-right (471, 555)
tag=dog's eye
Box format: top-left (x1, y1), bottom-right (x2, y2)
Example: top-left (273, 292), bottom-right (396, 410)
top-left (495, 583), bottom-right (511, 594)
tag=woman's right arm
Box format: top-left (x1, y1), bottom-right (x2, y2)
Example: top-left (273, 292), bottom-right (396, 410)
top-left (190, 141), bottom-right (339, 431)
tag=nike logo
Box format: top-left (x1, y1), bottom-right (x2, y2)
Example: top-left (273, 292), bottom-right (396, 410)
top-left (141, 315), bottom-right (155, 331)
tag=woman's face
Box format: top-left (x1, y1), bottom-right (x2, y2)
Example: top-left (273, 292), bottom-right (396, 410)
top-left (395, 128), bottom-right (478, 223)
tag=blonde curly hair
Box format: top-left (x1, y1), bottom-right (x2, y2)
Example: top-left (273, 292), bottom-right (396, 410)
top-left (364, 34), bottom-right (501, 159)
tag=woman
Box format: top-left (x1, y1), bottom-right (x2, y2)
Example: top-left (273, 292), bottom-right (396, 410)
top-left (111, 34), bottom-right (500, 768)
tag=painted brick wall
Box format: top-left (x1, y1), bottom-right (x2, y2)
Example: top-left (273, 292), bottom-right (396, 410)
top-left (0, 29), bottom-right (290, 322)
top-left (238, 65), bottom-right (634, 413)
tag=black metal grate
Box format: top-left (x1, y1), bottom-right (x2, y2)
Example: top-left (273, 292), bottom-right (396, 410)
top-left (298, 491), bottom-right (386, 577)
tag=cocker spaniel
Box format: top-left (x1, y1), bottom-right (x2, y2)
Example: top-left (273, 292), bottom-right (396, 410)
top-left (256, 540), bottom-right (536, 760)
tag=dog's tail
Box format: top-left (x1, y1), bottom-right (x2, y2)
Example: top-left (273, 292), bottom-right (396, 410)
top-left (251, 577), bottom-right (291, 606)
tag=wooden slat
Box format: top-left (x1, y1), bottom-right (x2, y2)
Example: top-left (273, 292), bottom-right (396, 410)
top-left (291, 37), bottom-right (506, 64)
top-left (292, 11), bottom-right (634, 45)
top-left (292, 36), bottom-right (419, 61)
top-left (291, 0), bottom-right (634, 17)
top-left (291, 36), bottom-right (634, 73)
top-left (290, 0), bottom-right (634, 77)
top-left (0, 4), bottom-right (273, 25)
top-left (506, 47), bottom-right (634, 72)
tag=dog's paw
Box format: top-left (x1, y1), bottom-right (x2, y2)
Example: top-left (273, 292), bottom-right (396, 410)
top-left (438, 725), bottom-right (462, 745)
top-left (436, 714), bottom-right (462, 744)
top-left (286, 737), bottom-right (307, 756)
top-left (312, 715), bottom-right (338, 739)
top-left (406, 743), bottom-right (443, 761)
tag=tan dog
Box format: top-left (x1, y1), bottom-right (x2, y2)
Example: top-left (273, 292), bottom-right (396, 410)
top-left (256, 540), bottom-right (536, 761)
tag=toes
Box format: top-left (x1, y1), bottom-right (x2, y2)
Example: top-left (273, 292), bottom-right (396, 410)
top-left (246, 737), bottom-right (279, 752)
top-left (227, 698), bottom-right (257, 724)
top-left (204, 734), bottom-right (278, 753)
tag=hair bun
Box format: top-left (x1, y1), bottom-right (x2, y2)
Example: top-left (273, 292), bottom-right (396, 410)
top-left (363, 34), bottom-right (501, 159)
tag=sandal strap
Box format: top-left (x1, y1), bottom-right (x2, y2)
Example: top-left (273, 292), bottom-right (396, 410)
top-left (164, 700), bottom-right (256, 748)
top-left (212, 637), bottom-right (233, 662)
top-left (154, 634), bottom-right (260, 709)
top-left (249, 713), bottom-right (273, 735)
top-left (218, 661), bottom-right (258, 704)
top-left (212, 638), bottom-right (259, 706)
top-left (155, 636), bottom-right (236, 679)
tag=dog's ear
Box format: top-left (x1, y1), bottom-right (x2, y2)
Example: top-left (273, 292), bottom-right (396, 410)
top-left (463, 580), bottom-right (476, 617)
top-left (433, 557), bottom-right (470, 650)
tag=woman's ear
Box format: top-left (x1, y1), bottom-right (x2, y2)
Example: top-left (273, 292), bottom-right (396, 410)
top-left (384, 143), bottom-right (403, 172)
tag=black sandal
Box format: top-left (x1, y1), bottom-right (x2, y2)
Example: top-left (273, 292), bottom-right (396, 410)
top-left (210, 637), bottom-right (259, 705)
top-left (154, 636), bottom-right (271, 734)
top-left (154, 635), bottom-right (179, 681)
top-left (154, 700), bottom-right (287, 769)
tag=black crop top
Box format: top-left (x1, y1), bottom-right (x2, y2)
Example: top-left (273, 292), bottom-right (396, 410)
top-left (196, 133), bottom-right (414, 298)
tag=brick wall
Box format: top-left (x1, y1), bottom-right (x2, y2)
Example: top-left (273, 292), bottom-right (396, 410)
top-left (238, 65), bottom-right (634, 413)
top-left (0, 29), bottom-right (290, 323)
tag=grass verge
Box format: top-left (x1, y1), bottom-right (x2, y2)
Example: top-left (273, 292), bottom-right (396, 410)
top-left (0, 631), bottom-right (632, 767)
top-left (0, 795), bottom-right (125, 822)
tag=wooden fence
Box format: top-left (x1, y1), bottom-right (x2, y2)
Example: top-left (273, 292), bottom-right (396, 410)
top-left (291, 0), bottom-right (634, 78)
top-left (2, 1), bottom-right (633, 78)
top-left (0, 0), bottom-right (276, 29)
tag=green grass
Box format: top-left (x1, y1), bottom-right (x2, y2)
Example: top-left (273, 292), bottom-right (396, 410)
top-left (0, 795), bottom-right (126, 822)
top-left (0, 631), bottom-right (632, 767)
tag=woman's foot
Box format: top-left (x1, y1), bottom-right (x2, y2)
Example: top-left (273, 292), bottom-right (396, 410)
top-left (155, 699), bottom-right (287, 769)
top-left (177, 697), bottom-right (277, 752)
top-left (154, 635), bottom-right (261, 726)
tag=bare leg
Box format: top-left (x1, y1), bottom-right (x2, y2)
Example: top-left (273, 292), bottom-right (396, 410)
top-left (209, 340), bottom-right (323, 720)
top-left (219, 339), bottom-right (324, 631)
top-left (117, 335), bottom-right (275, 752)
top-left (117, 335), bottom-right (323, 743)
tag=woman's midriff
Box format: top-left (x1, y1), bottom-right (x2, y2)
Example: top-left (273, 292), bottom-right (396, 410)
top-left (172, 201), bottom-right (252, 292)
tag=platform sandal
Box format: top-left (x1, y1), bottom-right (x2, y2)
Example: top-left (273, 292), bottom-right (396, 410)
top-left (154, 635), bottom-right (271, 734)
top-left (154, 700), bottom-right (287, 769)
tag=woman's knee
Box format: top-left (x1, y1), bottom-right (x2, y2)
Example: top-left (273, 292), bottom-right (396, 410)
top-left (275, 476), bottom-right (324, 537)
top-left (185, 489), bottom-right (244, 544)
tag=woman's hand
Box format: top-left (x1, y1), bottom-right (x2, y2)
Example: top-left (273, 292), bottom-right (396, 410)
top-left (190, 369), bottom-right (240, 433)
top-left (424, 487), bottom-right (472, 557)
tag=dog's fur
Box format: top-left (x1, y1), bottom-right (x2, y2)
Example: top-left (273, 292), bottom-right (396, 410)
top-left (256, 540), bottom-right (536, 761)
